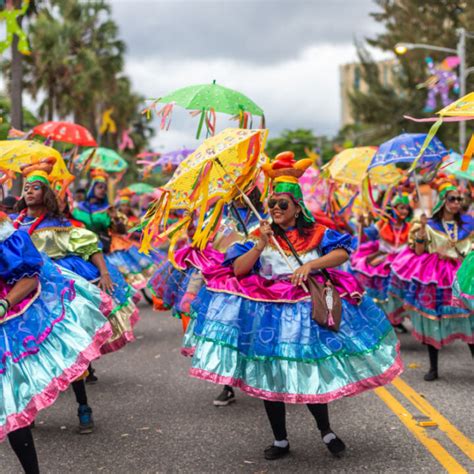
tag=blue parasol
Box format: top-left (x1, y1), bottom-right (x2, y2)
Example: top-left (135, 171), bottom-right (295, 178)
top-left (369, 133), bottom-right (448, 170)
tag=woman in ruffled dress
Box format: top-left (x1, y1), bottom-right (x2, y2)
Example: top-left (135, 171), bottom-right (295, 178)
top-left (388, 180), bottom-right (474, 381)
top-left (73, 170), bottom-right (157, 291)
top-left (0, 212), bottom-right (112, 472)
top-left (9, 159), bottom-right (139, 432)
top-left (351, 193), bottom-right (412, 329)
top-left (179, 152), bottom-right (402, 460)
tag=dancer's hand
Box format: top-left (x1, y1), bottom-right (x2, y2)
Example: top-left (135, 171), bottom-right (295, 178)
top-left (257, 221), bottom-right (273, 250)
top-left (417, 214), bottom-right (428, 239)
top-left (99, 272), bottom-right (115, 294)
top-left (291, 262), bottom-right (314, 286)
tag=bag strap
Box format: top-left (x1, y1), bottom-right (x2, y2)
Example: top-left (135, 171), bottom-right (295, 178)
top-left (274, 225), bottom-right (332, 281)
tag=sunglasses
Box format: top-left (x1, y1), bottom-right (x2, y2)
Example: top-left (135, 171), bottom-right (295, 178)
top-left (268, 198), bottom-right (289, 210)
top-left (447, 196), bottom-right (463, 203)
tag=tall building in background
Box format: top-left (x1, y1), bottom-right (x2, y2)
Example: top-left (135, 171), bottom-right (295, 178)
top-left (339, 59), bottom-right (398, 127)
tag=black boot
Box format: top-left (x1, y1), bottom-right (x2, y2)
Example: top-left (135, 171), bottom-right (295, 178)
top-left (424, 345), bottom-right (439, 381)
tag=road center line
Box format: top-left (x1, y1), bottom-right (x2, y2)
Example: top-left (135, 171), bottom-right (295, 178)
top-left (374, 386), bottom-right (468, 474)
top-left (391, 378), bottom-right (474, 462)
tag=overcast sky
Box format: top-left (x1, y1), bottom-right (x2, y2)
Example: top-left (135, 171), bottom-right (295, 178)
top-left (105, 1), bottom-right (390, 151)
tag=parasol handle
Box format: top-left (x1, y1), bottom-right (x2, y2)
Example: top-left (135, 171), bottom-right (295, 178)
top-left (413, 173), bottom-right (426, 215)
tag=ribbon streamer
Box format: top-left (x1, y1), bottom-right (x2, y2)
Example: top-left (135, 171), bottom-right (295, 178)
top-left (99, 108), bottom-right (117, 135)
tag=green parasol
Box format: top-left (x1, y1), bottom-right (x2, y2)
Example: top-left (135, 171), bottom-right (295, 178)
top-left (144, 80), bottom-right (265, 138)
top-left (445, 152), bottom-right (474, 181)
top-left (127, 182), bottom-right (155, 195)
top-left (76, 147), bottom-right (128, 173)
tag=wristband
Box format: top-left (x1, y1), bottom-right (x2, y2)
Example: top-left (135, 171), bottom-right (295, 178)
top-left (0, 299), bottom-right (9, 312)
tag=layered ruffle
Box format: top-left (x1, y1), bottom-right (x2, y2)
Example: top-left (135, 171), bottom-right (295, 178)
top-left (185, 287), bottom-right (402, 403)
top-left (388, 273), bottom-right (474, 348)
top-left (391, 247), bottom-right (461, 287)
top-left (106, 247), bottom-right (157, 290)
top-left (351, 241), bottom-right (396, 302)
top-left (58, 255), bottom-right (139, 353)
top-left (0, 258), bottom-right (112, 441)
top-left (175, 246), bottom-right (364, 304)
top-left (453, 252), bottom-right (474, 311)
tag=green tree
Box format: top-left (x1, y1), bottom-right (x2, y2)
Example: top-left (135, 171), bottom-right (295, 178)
top-left (265, 129), bottom-right (335, 164)
top-left (349, 0), bottom-right (473, 149)
top-left (0, 94), bottom-right (38, 139)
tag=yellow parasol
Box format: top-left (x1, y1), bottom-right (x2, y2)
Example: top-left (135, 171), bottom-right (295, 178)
top-left (437, 92), bottom-right (474, 117)
top-left (323, 147), bottom-right (401, 185)
top-left (406, 93), bottom-right (474, 173)
top-left (141, 128), bottom-right (268, 255)
top-left (0, 140), bottom-right (74, 192)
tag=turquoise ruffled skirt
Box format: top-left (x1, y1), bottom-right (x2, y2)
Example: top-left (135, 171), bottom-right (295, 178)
top-left (0, 258), bottom-right (112, 441)
top-left (184, 288), bottom-right (403, 403)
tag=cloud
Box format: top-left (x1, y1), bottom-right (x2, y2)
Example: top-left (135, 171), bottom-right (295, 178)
top-left (125, 43), bottom-right (365, 150)
top-left (111, 0), bottom-right (381, 64)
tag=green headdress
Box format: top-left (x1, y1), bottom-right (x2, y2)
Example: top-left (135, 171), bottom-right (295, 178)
top-left (432, 180), bottom-right (458, 216)
top-left (262, 151), bottom-right (315, 223)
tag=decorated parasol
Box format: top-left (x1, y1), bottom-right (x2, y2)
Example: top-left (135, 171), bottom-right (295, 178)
top-left (0, 140), bottom-right (74, 193)
top-left (32, 121), bottom-right (97, 147)
top-left (325, 147), bottom-right (401, 185)
top-left (141, 128), bottom-right (268, 255)
top-left (143, 80), bottom-right (265, 138)
top-left (369, 134), bottom-right (448, 170)
top-left (404, 92), bottom-right (474, 172)
top-left (445, 151), bottom-right (474, 181)
top-left (76, 147), bottom-right (128, 173)
top-left (127, 183), bottom-right (155, 195)
top-left (156, 148), bottom-right (195, 168)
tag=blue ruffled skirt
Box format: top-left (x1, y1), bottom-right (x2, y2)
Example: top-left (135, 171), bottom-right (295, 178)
top-left (55, 255), bottom-right (140, 354)
top-left (106, 247), bottom-right (157, 290)
top-left (184, 287), bottom-right (403, 403)
top-left (0, 257), bottom-right (112, 441)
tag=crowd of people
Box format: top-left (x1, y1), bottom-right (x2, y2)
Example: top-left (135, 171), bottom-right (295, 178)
top-left (0, 147), bottom-right (472, 472)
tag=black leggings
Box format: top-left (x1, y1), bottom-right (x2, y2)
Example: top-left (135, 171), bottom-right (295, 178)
top-left (263, 400), bottom-right (330, 441)
top-left (427, 343), bottom-right (474, 370)
top-left (71, 380), bottom-right (88, 406)
top-left (7, 427), bottom-right (39, 474)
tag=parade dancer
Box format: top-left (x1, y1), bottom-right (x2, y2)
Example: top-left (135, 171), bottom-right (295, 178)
top-left (351, 193), bottom-right (412, 330)
top-left (388, 181), bottom-right (474, 381)
top-left (0, 213), bottom-right (113, 471)
top-left (179, 152), bottom-right (402, 460)
top-left (10, 159), bottom-right (139, 390)
top-left (73, 170), bottom-right (157, 291)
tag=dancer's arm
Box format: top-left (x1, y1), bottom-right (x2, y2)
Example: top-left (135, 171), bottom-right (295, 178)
top-left (0, 277), bottom-right (38, 316)
top-left (233, 221), bottom-right (272, 277)
top-left (90, 252), bottom-right (115, 293)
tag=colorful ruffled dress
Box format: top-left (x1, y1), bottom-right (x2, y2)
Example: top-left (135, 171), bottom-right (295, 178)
top-left (73, 199), bottom-right (157, 290)
top-left (0, 220), bottom-right (112, 442)
top-left (147, 206), bottom-right (258, 327)
top-left (180, 224), bottom-right (403, 403)
top-left (453, 251), bottom-right (474, 311)
top-left (351, 220), bottom-right (410, 312)
top-left (387, 216), bottom-right (474, 348)
top-left (11, 212), bottom-right (139, 354)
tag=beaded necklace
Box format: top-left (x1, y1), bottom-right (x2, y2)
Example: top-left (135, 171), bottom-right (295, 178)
top-left (13, 210), bottom-right (47, 235)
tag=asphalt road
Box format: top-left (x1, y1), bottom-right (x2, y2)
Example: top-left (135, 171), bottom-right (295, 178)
top-left (1, 302), bottom-right (473, 473)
